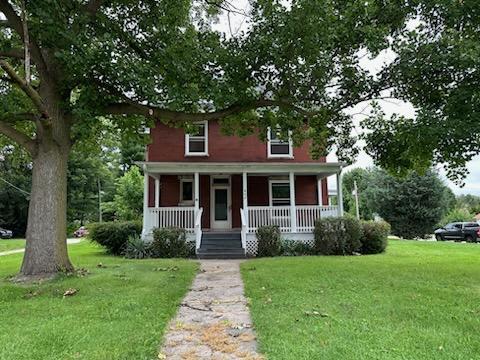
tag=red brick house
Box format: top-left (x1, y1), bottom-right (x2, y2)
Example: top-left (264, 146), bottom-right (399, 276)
top-left (138, 120), bottom-right (344, 257)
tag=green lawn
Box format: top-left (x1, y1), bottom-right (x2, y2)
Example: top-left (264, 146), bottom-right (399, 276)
top-left (241, 240), bottom-right (480, 360)
top-left (0, 239), bottom-right (25, 252)
top-left (0, 242), bottom-right (197, 360)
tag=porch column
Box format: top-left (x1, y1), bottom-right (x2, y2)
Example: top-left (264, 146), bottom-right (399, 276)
top-left (194, 172), bottom-right (200, 212)
top-left (242, 172), bottom-right (248, 228)
top-left (289, 171), bottom-right (297, 232)
top-left (317, 175), bottom-right (323, 206)
top-left (142, 170), bottom-right (151, 239)
top-left (154, 176), bottom-right (160, 208)
top-left (336, 170), bottom-right (344, 216)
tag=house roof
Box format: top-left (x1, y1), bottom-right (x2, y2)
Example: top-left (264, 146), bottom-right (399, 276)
top-left (137, 161), bottom-right (345, 176)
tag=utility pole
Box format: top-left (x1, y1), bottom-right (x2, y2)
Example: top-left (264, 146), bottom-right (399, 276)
top-left (98, 178), bottom-right (102, 223)
top-left (353, 180), bottom-right (360, 220)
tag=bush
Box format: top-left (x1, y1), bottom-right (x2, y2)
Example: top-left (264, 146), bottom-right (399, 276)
top-left (151, 227), bottom-right (193, 258)
top-left (314, 217), bottom-right (362, 255)
top-left (124, 235), bottom-right (152, 259)
top-left (257, 225), bottom-right (281, 257)
top-left (280, 239), bottom-right (315, 256)
top-left (360, 221), bottom-right (390, 254)
top-left (89, 221), bottom-right (142, 255)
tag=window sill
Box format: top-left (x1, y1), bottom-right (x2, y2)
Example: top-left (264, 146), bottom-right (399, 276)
top-left (185, 153), bottom-right (209, 157)
top-left (267, 155), bottom-right (294, 159)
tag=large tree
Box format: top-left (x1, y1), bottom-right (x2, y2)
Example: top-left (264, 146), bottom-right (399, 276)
top-left (364, 0), bottom-right (480, 181)
top-left (0, 1), bottom-right (414, 277)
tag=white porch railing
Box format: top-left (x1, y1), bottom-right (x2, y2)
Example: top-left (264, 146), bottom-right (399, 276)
top-left (247, 205), bottom-right (338, 233)
top-left (240, 208), bottom-right (247, 250)
top-left (147, 207), bottom-right (196, 233)
top-left (195, 208), bottom-right (204, 249)
top-left (247, 206), bottom-right (292, 233)
top-left (296, 205), bottom-right (337, 232)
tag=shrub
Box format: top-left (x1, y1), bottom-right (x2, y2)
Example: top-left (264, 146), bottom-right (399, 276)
top-left (89, 221), bottom-right (142, 255)
top-left (280, 239), bottom-right (315, 256)
top-left (314, 217), bottom-right (362, 255)
top-left (124, 235), bottom-right (152, 259)
top-left (257, 225), bottom-right (281, 257)
top-left (360, 221), bottom-right (390, 254)
top-left (151, 227), bottom-right (193, 258)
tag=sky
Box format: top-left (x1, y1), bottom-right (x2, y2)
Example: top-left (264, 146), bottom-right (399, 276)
top-left (213, 1), bottom-right (480, 196)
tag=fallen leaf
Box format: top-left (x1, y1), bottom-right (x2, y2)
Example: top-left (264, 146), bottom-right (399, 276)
top-left (63, 288), bottom-right (78, 298)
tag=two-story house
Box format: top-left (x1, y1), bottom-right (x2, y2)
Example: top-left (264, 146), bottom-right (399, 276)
top-left (138, 120), bottom-right (345, 258)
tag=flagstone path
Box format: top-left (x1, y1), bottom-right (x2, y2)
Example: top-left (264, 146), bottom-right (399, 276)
top-left (159, 260), bottom-right (263, 360)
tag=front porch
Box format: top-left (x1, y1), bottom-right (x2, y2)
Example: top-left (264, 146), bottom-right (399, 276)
top-left (138, 162), bottom-right (345, 256)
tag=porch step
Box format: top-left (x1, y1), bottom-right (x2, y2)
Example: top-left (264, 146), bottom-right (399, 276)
top-left (201, 232), bottom-right (241, 240)
top-left (198, 232), bottom-right (245, 259)
top-left (197, 248), bottom-right (245, 259)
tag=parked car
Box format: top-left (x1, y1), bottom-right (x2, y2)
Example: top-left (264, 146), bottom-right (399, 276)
top-left (0, 227), bottom-right (13, 239)
top-left (73, 226), bottom-right (89, 238)
top-left (434, 222), bottom-right (480, 242)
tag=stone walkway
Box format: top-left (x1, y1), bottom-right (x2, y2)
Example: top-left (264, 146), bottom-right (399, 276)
top-left (159, 260), bottom-right (263, 360)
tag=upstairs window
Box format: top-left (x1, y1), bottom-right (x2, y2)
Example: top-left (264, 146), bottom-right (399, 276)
top-left (269, 180), bottom-right (291, 206)
top-left (267, 127), bottom-right (293, 158)
top-left (185, 121), bottom-right (208, 156)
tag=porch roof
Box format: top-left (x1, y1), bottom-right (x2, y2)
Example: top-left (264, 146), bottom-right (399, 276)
top-left (137, 161), bottom-right (345, 176)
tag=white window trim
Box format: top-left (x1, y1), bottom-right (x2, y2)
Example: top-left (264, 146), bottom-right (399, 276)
top-left (267, 127), bottom-right (293, 159)
top-left (179, 177), bottom-right (194, 206)
top-left (185, 121), bottom-right (209, 157)
top-left (268, 179), bottom-right (291, 207)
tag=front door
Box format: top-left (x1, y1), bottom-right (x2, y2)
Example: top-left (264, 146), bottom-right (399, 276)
top-left (211, 177), bottom-right (231, 229)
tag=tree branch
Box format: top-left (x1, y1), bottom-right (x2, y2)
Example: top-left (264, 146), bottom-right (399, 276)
top-left (85, 0), bottom-right (104, 16)
top-left (0, 118), bottom-right (36, 154)
top-left (0, 60), bottom-right (48, 117)
top-left (0, 0), bottom-right (48, 77)
top-left (103, 99), bottom-right (311, 123)
top-left (0, 49), bottom-right (25, 59)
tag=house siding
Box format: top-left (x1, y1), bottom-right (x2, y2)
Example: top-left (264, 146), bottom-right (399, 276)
top-left (147, 120), bottom-right (326, 163)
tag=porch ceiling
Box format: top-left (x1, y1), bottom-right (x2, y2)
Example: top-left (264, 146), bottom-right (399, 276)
top-left (136, 161), bottom-right (345, 176)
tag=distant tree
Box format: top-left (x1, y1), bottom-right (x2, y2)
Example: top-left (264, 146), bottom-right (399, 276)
top-left (456, 195), bottom-right (480, 215)
top-left (0, 146), bottom-right (30, 236)
top-left (67, 149), bottom-right (115, 225)
top-left (342, 168), bottom-right (377, 220)
top-left (438, 208), bottom-right (475, 228)
top-left (371, 170), bottom-right (451, 239)
top-left (111, 167), bottom-right (143, 221)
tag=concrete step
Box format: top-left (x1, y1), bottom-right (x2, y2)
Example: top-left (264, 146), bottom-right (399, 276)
top-left (197, 249), bottom-right (246, 259)
top-left (200, 243), bottom-right (242, 250)
top-left (202, 232), bottom-right (241, 240)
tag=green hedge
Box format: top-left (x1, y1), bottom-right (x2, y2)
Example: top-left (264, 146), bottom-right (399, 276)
top-left (360, 221), bottom-right (390, 254)
top-left (257, 225), bottom-right (281, 257)
top-left (88, 221), bottom-right (142, 255)
top-left (314, 217), bottom-right (363, 255)
top-left (151, 227), bottom-right (194, 258)
top-left (280, 239), bottom-right (315, 256)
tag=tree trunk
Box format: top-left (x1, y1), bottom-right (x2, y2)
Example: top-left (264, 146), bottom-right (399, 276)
top-left (19, 139), bottom-right (73, 277)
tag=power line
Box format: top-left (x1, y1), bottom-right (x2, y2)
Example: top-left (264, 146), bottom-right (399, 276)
top-left (0, 176), bottom-right (30, 198)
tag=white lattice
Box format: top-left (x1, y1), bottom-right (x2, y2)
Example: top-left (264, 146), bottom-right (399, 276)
top-left (246, 238), bottom-right (258, 257)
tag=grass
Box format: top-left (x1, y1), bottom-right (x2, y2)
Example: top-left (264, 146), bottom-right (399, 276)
top-left (241, 240), bottom-right (480, 360)
top-left (0, 241), bottom-right (197, 360)
top-left (0, 239), bottom-right (25, 252)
